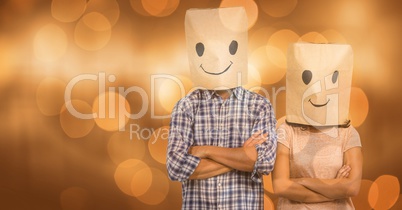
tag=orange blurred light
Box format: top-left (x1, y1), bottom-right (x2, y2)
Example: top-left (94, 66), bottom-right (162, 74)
top-left (114, 159), bottom-right (150, 197)
top-left (250, 46), bottom-right (285, 84)
top-left (220, 0), bottom-right (259, 29)
top-left (368, 175), bottom-right (400, 209)
top-left (92, 91), bottom-right (131, 132)
top-left (263, 194), bottom-right (275, 210)
top-left (33, 24), bottom-right (67, 62)
top-left (267, 29), bottom-right (300, 54)
top-left (107, 131), bottom-right (146, 165)
top-left (299, 31), bottom-right (328, 43)
top-left (85, 0), bottom-right (120, 27)
top-left (60, 100), bottom-right (95, 138)
top-left (157, 75), bottom-right (187, 113)
top-left (263, 173), bottom-right (274, 194)
top-left (266, 45), bottom-right (287, 69)
top-left (349, 87), bottom-right (369, 127)
top-left (259, 0), bottom-right (298, 18)
top-left (36, 77), bottom-right (66, 116)
top-left (352, 179), bottom-right (374, 210)
top-left (243, 64), bottom-right (262, 92)
top-left (74, 12), bottom-right (111, 51)
top-left (51, 0), bottom-right (87, 22)
top-left (321, 29), bottom-right (347, 43)
top-left (136, 168), bottom-right (170, 205)
top-left (141, 0), bottom-right (180, 17)
top-left (148, 126), bottom-right (170, 164)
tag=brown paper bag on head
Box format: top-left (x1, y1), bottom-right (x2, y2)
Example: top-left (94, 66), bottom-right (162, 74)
top-left (185, 7), bottom-right (248, 90)
top-left (286, 43), bottom-right (353, 127)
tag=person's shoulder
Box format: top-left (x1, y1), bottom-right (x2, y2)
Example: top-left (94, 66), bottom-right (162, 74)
top-left (173, 89), bottom-right (204, 110)
top-left (241, 87), bottom-right (272, 109)
top-left (242, 88), bottom-right (270, 102)
top-left (345, 124), bottom-right (360, 138)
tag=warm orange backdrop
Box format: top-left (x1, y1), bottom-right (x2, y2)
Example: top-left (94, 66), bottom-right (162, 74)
top-left (0, 0), bottom-right (401, 209)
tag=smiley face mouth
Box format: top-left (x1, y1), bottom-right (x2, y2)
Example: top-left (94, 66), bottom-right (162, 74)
top-left (199, 61), bottom-right (233, 75)
top-left (308, 98), bottom-right (330, 107)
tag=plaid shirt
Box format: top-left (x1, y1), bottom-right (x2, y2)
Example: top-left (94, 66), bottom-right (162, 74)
top-left (167, 87), bottom-right (277, 210)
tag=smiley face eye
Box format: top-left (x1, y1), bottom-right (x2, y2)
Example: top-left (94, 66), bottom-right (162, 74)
top-left (196, 42), bottom-right (204, 57)
top-left (302, 70), bottom-right (312, 85)
top-left (332, 70), bottom-right (339, 83)
top-left (229, 40), bottom-right (238, 55)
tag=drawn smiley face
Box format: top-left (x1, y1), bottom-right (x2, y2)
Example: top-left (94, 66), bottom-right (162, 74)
top-left (195, 40), bottom-right (238, 75)
top-left (302, 69), bottom-right (339, 107)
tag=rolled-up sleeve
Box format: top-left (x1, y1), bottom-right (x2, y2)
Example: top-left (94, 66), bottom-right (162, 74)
top-left (166, 100), bottom-right (200, 182)
top-left (250, 101), bottom-right (277, 182)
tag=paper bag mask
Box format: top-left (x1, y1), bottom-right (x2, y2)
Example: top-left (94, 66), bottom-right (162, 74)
top-left (286, 43), bottom-right (353, 126)
top-left (185, 7), bottom-right (248, 90)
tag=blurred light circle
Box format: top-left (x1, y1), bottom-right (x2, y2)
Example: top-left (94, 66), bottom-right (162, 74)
top-left (249, 27), bottom-right (277, 50)
top-left (86, 0), bottom-right (120, 27)
top-left (157, 75), bottom-right (187, 112)
top-left (352, 179), bottom-right (374, 210)
top-left (349, 87), bottom-right (369, 127)
top-left (60, 187), bottom-right (90, 210)
top-left (259, 0), bottom-right (298, 18)
top-left (36, 77), bottom-right (66, 116)
top-left (148, 126), bottom-right (170, 164)
top-left (69, 76), bottom-right (99, 106)
top-left (299, 32), bottom-right (328, 43)
top-left (220, 0), bottom-right (259, 29)
top-left (141, 0), bottom-right (180, 17)
top-left (263, 194), bottom-right (275, 210)
top-left (276, 116), bottom-right (286, 129)
top-left (0, 37), bottom-right (16, 89)
top-left (136, 168), bottom-right (170, 205)
top-left (74, 12), bottom-right (111, 51)
top-left (131, 167), bottom-right (153, 197)
top-left (51, 0), bottom-right (87, 22)
top-left (321, 29), bottom-right (347, 43)
top-left (243, 64), bottom-right (262, 91)
top-left (107, 131), bottom-right (146, 165)
top-left (267, 29), bottom-right (299, 54)
top-left (33, 24), bottom-right (67, 62)
top-left (266, 45), bottom-right (287, 69)
top-left (60, 100), bottom-right (95, 138)
top-left (92, 91), bottom-right (131, 132)
top-left (250, 46), bottom-right (285, 84)
top-left (263, 173), bottom-right (274, 194)
top-left (82, 12), bottom-right (111, 31)
top-left (130, 0), bottom-right (151, 16)
top-left (114, 159), bottom-right (150, 197)
top-left (368, 175), bottom-right (400, 209)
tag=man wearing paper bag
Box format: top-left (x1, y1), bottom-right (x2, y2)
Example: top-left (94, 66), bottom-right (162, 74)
top-left (167, 7), bottom-right (277, 209)
top-left (273, 43), bottom-right (363, 209)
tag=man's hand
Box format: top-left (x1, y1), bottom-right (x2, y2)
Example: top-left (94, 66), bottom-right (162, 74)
top-left (189, 145), bottom-right (208, 159)
top-left (243, 131), bottom-right (267, 148)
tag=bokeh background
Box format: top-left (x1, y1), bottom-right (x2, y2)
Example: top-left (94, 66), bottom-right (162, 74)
top-left (0, 0), bottom-right (401, 209)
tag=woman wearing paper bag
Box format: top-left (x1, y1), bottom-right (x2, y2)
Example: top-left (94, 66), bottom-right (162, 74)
top-left (272, 43), bottom-right (363, 209)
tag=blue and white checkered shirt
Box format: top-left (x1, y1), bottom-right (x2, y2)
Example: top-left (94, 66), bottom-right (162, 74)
top-left (167, 86), bottom-right (277, 210)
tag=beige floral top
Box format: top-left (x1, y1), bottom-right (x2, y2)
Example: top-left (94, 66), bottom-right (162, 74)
top-left (276, 123), bottom-right (362, 210)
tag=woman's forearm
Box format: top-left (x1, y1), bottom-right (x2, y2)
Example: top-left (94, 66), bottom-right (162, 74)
top-left (295, 177), bottom-right (360, 199)
top-left (273, 179), bottom-right (333, 203)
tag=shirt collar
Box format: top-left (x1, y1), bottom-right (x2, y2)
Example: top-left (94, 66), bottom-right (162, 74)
top-left (201, 86), bottom-right (244, 100)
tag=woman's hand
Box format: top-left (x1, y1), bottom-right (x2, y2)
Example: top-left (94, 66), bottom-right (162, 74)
top-left (243, 131), bottom-right (267, 148)
top-left (336, 165), bottom-right (351, 179)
